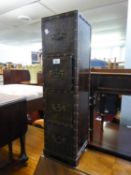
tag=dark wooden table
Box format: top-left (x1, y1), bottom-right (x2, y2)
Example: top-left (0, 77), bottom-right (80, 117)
top-left (0, 93), bottom-right (28, 163)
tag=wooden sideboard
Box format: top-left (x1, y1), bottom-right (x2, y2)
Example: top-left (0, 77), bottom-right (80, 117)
top-left (3, 69), bottom-right (30, 84)
top-left (89, 69), bottom-right (131, 161)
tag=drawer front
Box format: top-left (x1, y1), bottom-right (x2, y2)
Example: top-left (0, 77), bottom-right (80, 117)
top-left (45, 92), bottom-right (74, 125)
top-left (44, 56), bottom-right (75, 90)
top-left (45, 122), bottom-right (76, 157)
top-left (42, 13), bottom-right (75, 54)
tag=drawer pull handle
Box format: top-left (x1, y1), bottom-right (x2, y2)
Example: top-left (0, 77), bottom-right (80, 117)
top-left (53, 135), bottom-right (65, 144)
top-left (52, 104), bottom-right (66, 112)
top-left (51, 33), bottom-right (66, 40)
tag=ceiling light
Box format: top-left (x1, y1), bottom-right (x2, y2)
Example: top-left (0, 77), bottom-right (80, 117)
top-left (17, 15), bottom-right (31, 21)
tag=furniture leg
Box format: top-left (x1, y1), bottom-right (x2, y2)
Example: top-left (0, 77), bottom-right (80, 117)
top-left (19, 135), bottom-right (28, 162)
top-left (8, 142), bottom-right (13, 162)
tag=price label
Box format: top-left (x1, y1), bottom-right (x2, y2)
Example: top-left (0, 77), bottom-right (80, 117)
top-left (53, 58), bottom-right (60, 64)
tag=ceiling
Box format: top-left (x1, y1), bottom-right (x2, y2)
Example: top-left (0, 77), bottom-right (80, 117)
top-left (0, 0), bottom-right (128, 46)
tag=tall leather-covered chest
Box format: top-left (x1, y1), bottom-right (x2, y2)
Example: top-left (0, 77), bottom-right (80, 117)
top-left (41, 10), bottom-right (91, 166)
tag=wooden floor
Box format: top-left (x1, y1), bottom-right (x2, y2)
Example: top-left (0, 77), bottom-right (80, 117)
top-left (34, 156), bottom-right (89, 175)
top-left (0, 125), bottom-right (131, 175)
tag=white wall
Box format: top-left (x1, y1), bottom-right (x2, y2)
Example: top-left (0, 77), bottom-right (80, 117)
top-left (121, 0), bottom-right (131, 126)
top-left (0, 43), bottom-right (42, 65)
top-left (91, 46), bottom-right (125, 62)
top-left (91, 31), bottom-right (126, 62)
